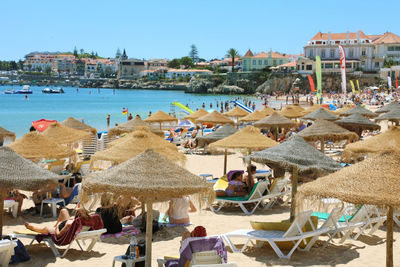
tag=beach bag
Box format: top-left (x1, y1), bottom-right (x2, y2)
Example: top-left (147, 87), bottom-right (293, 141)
top-left (121, 239), bottom-right (146, 267)
top-left (10, 239), bottom-right (30, 264)
top-left (140, 218), bottom-right (161, 234)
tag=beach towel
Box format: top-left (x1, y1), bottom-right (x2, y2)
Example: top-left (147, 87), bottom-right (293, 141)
top-left (36, 214), bottom-right (103, 246)
top-left (158, 214), bottom-right (191, 227)
top-left (101, 225), bottom-right (140, 239)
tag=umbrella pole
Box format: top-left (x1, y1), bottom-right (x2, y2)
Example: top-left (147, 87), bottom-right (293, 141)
top-left (159, 122), bottom-right (162, 130)
top-left (0, 190), bottom-right (5, 237)
top-left (290, 166), bottom-right (298, 222)
top-left (248, 149), bottom-right (252, 164)
top-left (145, 202), bottom-right (153, 267)
top-left (223, 149), bottom-right (228, 175)
top-left (387, 206), bottom-right (394, 267)
top-left (321, 139), bottom-right (325, 153)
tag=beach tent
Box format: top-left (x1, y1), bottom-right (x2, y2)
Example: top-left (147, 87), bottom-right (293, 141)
top-left (0, 126), bottom-right (16, 146)
top-left (209, 126), bottom-right (278, 174)
top-left (342, 126), bottom-right (400, 162)
top-left (90, 127), bottom-right (185, 167)
top-left (196, 111), bottom-right (234, 126)
top-left (301, 108), bottom-right (338, 121)
top-left (8, 132), bottom-right (75, 161)
top-left (196, 124), bottom-right (237, 148)
top-left (279, 105), bottom-right (306, 118)
top-left (238, 111), bottom-right (266, 123)
top-left (31, 119), bottom-right (58, 132)
top-left (297, 119), bottom-right (358, 153)
top-left (0, 147), bottom-right (60, 236)
top-left (375, 101), bottom-right (400, 114)
top-left (61, 117), bottom-right (97, 135)
top-left (144, 111), bottom-right (178, 130)
top-left (82, 149), bottom-right (213, 267)
top-left (42, 123), bottom-right (91, 145)
top-left (375, 108), bottom-right (400, 126)
top-left (184, 109), bottom-right (208, 123)
top-left (108, 117), bottom-right (164, 138)
top-left (249, 135), bottom-right (342, 221)
top-left (341, 105), bottom-right (378, 118)
top-left (297, 152), bottom-right (400, 267)
top-left (336, 113), bottom-right (380, 137)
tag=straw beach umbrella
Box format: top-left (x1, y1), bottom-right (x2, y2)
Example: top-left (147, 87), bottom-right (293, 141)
top-left (196, 124), bottom-right (237, 148)
top-left (254, 111), bottom-right (297, 141)
top-left (61, 117), bottom-right (97, 135)
top-left (42, 122), bottom-right (91, 145)
top-left (196, 111), bottom-right (234, 126)
top-left (297, 152), bottom-right (400, 267)
top-left (0, 147), bottom-right (60, 236)
top-left (239, 110), bottom-right (266, 123)
top-left (0, 126), bottom-right (16, 146)
top-left (224, 107), bottom-right (250, 128)
top-left (249, 135), bottom-right (342, 220)
top-left (82, 149), bottom-right (213, 267)
top-left (336, 113), bottom-right (381, 137)
top-left (259, 106), bottom-right (275, 116)
top-left (342, 126), bottom-right (400, 162)
top-left (375, 101), bottom-right (400, 114)
top-left (209, 126), bottom-right (278, 174)
top-left (144, 110), bottom-right (178, 130)
top-left (297, 119), bottom-right (359, 153)
top-left (341, 105), bottom-right (378, 118)
top-left (8, 132), bottom-right (75, 161)
top-left (280, 105), bottom-right (306, 118)
top-left (332, 105), bottom-right (353, 116)
top-left (303, 104), bottom-right (332, 115)
top-left (90, 127), bottom-right (185, 166)
top-left (301, 108), bottom-right (338, 121)
top-left (375, 108), bottom-right (400, 126)
top-left (184, 109), bottom-right (208, 123)
top-left (108, 117), bottom-right (164, 138)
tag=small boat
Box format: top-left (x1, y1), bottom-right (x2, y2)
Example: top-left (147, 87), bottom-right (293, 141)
top-left (16, 85), bottom-right (33, 94)
top-left (42, 87), bottom-right (65, 94)
top-left (4, 89), bottom-right (16, 94)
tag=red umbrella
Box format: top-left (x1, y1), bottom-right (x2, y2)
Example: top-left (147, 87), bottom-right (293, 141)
top-left (31, 119), bottom-right (58, 132)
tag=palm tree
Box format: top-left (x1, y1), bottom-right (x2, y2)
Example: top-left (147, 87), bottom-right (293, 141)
top-left (226, 48), bottom-right (240, 72)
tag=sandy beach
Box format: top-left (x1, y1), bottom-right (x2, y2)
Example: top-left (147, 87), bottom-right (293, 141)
top-left (2, 149), bottom-right (398, 267)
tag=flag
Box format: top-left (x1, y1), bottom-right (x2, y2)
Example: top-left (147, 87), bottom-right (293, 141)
top-left (396, 76), bottom-right (399, 89)
top-left (339, 45), bottom-right (347, 95)
top-left (307, 75), bottom-right (316, 92)
top-left (316, 56), bottom-right (322, 99)
top-left (122, 108), bottom-right (128, 115)
top-left (350, 80), bottom-right (356, 94)
top-left (388, 76), bottom-right (392, 89)
top-left (356, 80), bottom-right (360, 94)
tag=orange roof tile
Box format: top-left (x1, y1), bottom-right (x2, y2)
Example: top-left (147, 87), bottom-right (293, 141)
top-left (372, 32), bottom-right (400, 44)
top-left (244, 49), bottom-right (254, 57)
top-left (252, 51), bottom-right (288, 59)
top-left (310, 30), bottom-right (368, 41)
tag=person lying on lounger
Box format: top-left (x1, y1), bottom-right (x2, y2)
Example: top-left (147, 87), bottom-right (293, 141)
top-left (216, 171), bottom-right (248, 197)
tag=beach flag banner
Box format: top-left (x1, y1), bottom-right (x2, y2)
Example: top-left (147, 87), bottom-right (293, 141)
top-left (356, 80), bottom-right (360, 94)
top-left (396, 76), bottom-right (398, 89)
top-left (339, 45), bottom-right (347, 95)
top-left (388, 76), bottom-right (392, 89)
top-left (31, 119), bottom-right (58, 132)
top-left (122, 108), bottom-right (128, 115)
top-left (315, 56), bottom-right (322, 99)
top-left (307, 75), bottom-right (316, 92)
top-left (350, 80), bottom-right (356, 94)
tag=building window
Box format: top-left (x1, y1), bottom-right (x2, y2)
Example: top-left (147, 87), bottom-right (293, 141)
top-left (325, 63), bottom-right (333, 69)
top-left (252, 60), bottom-right (256, 65)
top-left (264, 60), bottom-right (268, 65)
top-left (309, 49), bottom-right (313, 57)
top-left (273, 60), bottom-right (277, 65)
top-left (279, 60), bottom-right (283, 64)
top-left (349, 49), bottom-right (354, 58)
top-left (375, 62), bottom-right (380, 68)
top-left (258, 60), bottom-right (262, 65)
top-left (306, 65), bottom-right (312, 70)
top-left (388, 46), bottom-right (400, 51)
top-left (362, 49), bottom-right (366, 56)
top-left (243, 60), bottom-right (246, 65)
top-left (321, 49), bottom-right (326, 58)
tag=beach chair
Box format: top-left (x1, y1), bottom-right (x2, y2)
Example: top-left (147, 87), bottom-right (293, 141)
top-left (262, 178), bottom-right (291, 210)
top-left (222, 210), bottom-right (330, 259)
top-left (82, 134), bottom-right (98, 157)
top-left (14, 226), bottom-right (106, 258)
top-left (4, 200), bottom-right (18, 218)
top-left (48, 160), bottom-right (65, 175)
top-left (0, 239), bottom-right (16, 267)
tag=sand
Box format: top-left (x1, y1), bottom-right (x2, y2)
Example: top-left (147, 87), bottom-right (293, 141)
top-left (2, 151), bottom-right (398, 267)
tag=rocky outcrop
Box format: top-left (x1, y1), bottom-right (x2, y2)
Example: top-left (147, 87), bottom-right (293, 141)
top-left (187, 78), bottom-right (214, 93)
top-left (118, 80), bottom-right (188, 90)
top-left (208, 85), bottom-right (245, 94)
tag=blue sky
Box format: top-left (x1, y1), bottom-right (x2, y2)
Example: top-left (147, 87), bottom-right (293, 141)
top-left (1, 0), bottom-right (398, 61)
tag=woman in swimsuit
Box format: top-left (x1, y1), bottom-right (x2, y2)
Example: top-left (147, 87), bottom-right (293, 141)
top-left (24, 208), bottom-right (90, 238)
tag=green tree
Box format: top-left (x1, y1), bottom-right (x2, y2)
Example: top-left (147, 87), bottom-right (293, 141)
top-left (115, 48), bottom-right (121, 58)
top-left (189, 44), bottom-right (199, 63)
top-left (28, 64), bottom-right (32, 71)
top-left (226, 48), bottom-right (240, 72)
top-left (104, 66), bottom-right (112, 77)
top-left (45, 66), bottom-right (52, 75)
top-left (180, 56), bottom-right (194, 68)
top-left (80, 49), bottom-right (84, 55)
top-left (73, 46), bottom-right (78, 57)
top-left (37, 66), bottom-right (42, 72)
top-left (168, 58), bottom-right (181, 69)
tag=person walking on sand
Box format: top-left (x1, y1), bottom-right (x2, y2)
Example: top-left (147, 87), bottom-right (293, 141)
top-left (128, 113), bottom-right (133, 121)
top-left (106, 114), bottom-right (110, 128)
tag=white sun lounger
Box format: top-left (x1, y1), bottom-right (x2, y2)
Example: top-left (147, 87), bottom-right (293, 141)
top-left (4, 200), bottom-right (18, 218)
top-left (14, 226), bottom-right (106, 258)
top-left (222, 210), bottom-right (329, 259)
top-left (0, 239), bottom-right (17, 267)
top-left (210, 179), bottom-right (290, 215)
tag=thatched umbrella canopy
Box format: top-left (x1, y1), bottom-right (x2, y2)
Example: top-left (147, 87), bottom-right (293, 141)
top-left (249, 135), bottom-right (342, 220)
top-left (259, 106), bottom-right (275, 116)
top-left (375, 108), bottom-right (400, 126)
top-left (280, 105), bottom-right (306, 118)
top-left (239, 110), bottom-right (266, 123)
top-left (8, 132), bottom-right (75, 161)
top-left (342, 126), bottom-right (400, 162)
top-left (332, 105), bottom-right (353, 116)
top-left (297, 152), bottom-right (400, 267)
top-left (196, 111), bottom-right (234, 126)
top-left (144, 110), bottom-right (178, 130)
top-left (0, 147), bottom-right (60, 236)
top-left (297, 119), bottom-right (359, 153)
top-left (209, 126), bottom-right (278, 174)
top-left (303, 104), bottom-right (333, 115)
top-left (42, 123), bottom-right (91, 145)
top-left (0, 126), bottom-right (16, 146)
top-left (341, 105), bottom-right (378, 118)
top-left (375, 101), bottom-right (400, 114)
top-left (336, 113), bottom-right (381, 137)
top-left (90, 127), bottom-right (185, 166)
top-left (301, 108), bottom-right (338, 121)
top-left (196, 124), bottom-right (237, 148)
top-left (254, 112), bottom-right (297, 129)
top-left (224, 106), bottom-right (250, 117)
top-left (61, 117), bottom-right (97, 135)
top-left (184, 109), bottom-right (208, 123)
top-left (108, 117), bottom-right (164, 138)
top-left (82, 149), bottom-right (213, 267)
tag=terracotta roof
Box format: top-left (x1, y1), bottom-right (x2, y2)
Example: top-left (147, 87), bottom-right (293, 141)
top-left (372, 32), bottom-right (400, 44)
top-left (310, 31), bottom-right (368, 41)
top-left (367, 34), bottom-right (384, 41)
top-left (251, 51), bottom-right (289, 59)
top-left (277, 61), bottom-right (296, 68)
top-left (243, 49), bottom-right (254, 57)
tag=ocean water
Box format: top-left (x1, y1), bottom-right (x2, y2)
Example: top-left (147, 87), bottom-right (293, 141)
top-left (0, 85), bottom-right (274, 138)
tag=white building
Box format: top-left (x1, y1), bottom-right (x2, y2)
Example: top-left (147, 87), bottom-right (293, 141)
top-left (165, 68), bottom-right (212, 79)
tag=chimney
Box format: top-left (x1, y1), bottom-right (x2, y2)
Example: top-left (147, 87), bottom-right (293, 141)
top-left (327, 31), bottom-right (331, 44)
top-left (346, 30), bottom-right (350, 44)
top-left (357, 30), bottom-right (361, 43)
